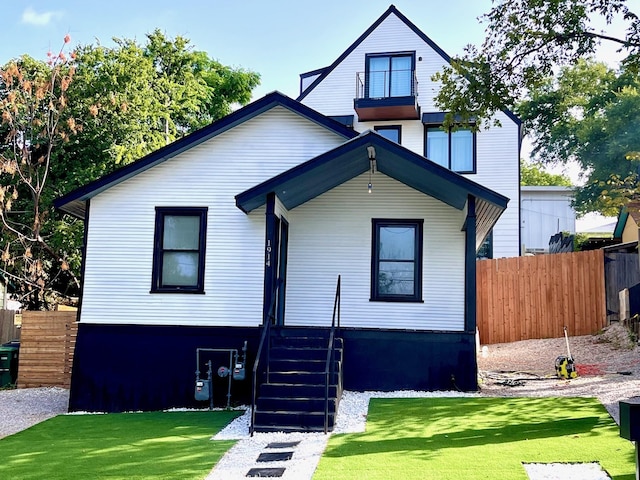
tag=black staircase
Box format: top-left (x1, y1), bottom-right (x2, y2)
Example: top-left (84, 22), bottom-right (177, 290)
top-left (253, 333), bottom-right (343, 433)
top-left (251, 276), bottom-right (343, 434)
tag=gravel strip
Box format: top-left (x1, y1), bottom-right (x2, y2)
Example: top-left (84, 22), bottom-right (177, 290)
top-left (0, 387), bottom-right (69, 439)
top-left (477, 325), bottom-right (640, 424)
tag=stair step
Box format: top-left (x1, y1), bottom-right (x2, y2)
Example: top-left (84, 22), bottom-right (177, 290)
top-left (254, 410), bottom-right (336, 429)
top-left (269, 359), bottom-right (340, 373)
top-left (260, 383), bottom-right (339, 398)
top-left (270, 346), bottom-right (343, 362)
top-left (268, 371), bottom-right (340, 385)
top-left (270, 335), bottom-right (327, 348)
top-left (256, 396), bottom-right (337, 412)
top-left (252, 424), bottom-right (329, 433)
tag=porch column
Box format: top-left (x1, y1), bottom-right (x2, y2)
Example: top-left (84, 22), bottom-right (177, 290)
top-left (464, 195), bottom-right (477, 333)
top-left (262, 192), bottom-right (279, 324)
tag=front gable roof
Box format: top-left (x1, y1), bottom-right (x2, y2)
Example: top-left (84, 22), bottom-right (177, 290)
top-left (55, 91), bottom-right (358, 218)
top-left (297, 5), bottom-right (521, 126)
top-left (236, 130), bottom-right (509, 248)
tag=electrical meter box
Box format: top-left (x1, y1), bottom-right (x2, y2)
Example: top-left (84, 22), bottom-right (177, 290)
top-left (194, 379), bottom-right (210, 402)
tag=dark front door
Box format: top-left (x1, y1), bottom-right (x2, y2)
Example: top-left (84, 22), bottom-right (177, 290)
top-left (275, 219), bottom-right (289, 326)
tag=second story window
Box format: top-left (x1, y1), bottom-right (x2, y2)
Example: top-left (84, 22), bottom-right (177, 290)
top-left (425, 125), bottom-right (476, 174)
top-left (366, 53), bottom-right (414, 99)
top-left (374, 125), bottom-right (401, 144)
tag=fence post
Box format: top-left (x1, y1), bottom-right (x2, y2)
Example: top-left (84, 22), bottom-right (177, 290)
top-left (620, 288), bottom-right (631, 323)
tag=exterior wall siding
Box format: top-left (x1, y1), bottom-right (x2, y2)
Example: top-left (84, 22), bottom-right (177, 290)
top-left (285, 173), bottom-right (466, 331)
top-left (300, 12), bottom-right (520, 258)
top-left (80, 107), bottom-right (345, 326)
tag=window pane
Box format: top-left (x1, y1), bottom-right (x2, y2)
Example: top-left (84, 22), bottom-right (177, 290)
top-left (164, 215), bottom-right (200, 250)
top-left (378, 261), bottom-right (415, 295)
top-left (368, 57), bottom-right (389, 98)
top-left (379, 226), bottom-right (415, 260)
top-left (162, 252), bottom-right (199, 286)
top-left (426, 128), bottom-right (449, 167)
top-left (451, 129), bottom-right (473, 172)
top-left (376, 128), bottom-right (400, 143)
top-left (390, 56), bottom-right (412, 96)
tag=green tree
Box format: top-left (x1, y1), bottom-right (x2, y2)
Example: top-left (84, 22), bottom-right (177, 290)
top-left (432, 0), bottom-right (640, 128)
top-left (0, 32), bottom-right (260, 309)
top-left (0, 38), bottom-right (78, 309)
top-left (520, 159), bottom-right (572, 186)
top-left (519, 59), bottom-right (640, 215)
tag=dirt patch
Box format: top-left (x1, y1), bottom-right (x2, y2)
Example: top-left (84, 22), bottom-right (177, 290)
top-left (477, 324), bottom-right (640, 424)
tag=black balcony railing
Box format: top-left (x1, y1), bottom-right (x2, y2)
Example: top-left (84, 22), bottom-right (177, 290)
top-left (356, 69), bottom-right (418, 100)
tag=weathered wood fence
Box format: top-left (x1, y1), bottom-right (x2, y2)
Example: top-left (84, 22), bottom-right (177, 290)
top-left (0, 309), bottom-right (19, 344)
top-left (604, 252), bottom-right (640, 322)
top-left (17, 311), bottom-right (78, 388)
top-left (477, 249), bottom-right (607, 344)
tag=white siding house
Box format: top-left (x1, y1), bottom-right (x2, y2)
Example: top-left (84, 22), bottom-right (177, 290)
top-left (55, 6), bottom-right (514, 419)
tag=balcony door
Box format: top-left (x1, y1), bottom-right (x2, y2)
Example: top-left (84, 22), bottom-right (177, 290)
top-left (367, 54), bottom-right (413, 99)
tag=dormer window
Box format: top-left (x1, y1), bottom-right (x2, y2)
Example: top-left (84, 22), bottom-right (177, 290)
top-left (354, 52), bottom-right (419, 122)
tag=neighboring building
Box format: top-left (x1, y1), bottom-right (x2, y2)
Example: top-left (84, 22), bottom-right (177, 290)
top-left (520, 186), bottom-right (576, 253)
top-left (614, 201), bottom-right (640, 244)
top-left (298, 5), bottom-right (521, 259)
top-left (54, 6), bottom-right (518, 428)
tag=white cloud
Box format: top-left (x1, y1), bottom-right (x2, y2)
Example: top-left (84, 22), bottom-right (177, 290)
top-left (21, 7), bottom-right (63, 26)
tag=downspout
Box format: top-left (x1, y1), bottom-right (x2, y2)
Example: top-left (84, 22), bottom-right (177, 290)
top-left (463, 195), bottom-right (477, 333)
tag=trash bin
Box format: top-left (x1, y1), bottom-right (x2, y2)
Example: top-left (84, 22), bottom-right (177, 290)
top-left (0, 345), bottom-right (19, 387)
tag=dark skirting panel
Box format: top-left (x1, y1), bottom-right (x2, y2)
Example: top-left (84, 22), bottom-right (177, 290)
top-left (69, 324), bottom-right (478, 412)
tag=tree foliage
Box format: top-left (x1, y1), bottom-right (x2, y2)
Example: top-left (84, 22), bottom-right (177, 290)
top-left (433, 0), bottom-right (640, 128)
top-left (520, 159), bottom-right (572, 186)
top-left (0, 38), bottom-right (78, 309)
top-left (0, 31), bottom-right (260, 309)
top-left (518, 59), bottom-right (640, 215)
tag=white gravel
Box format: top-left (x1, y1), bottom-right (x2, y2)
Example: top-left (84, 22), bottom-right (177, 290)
top-left (523, 462), bottom-right (611, 480)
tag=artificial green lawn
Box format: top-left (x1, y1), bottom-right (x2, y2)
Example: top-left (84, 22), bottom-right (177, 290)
top-left (314, 397), bottom-right (636, 480)
top-left (0, 410), bottom-right (240, 480)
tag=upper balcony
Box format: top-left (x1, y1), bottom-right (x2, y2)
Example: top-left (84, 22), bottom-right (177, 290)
top-left (354, 69), bottom-right (420, 122)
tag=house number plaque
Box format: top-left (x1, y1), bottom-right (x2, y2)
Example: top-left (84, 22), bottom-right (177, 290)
top-left (265, 239), bottom-right (272, 267)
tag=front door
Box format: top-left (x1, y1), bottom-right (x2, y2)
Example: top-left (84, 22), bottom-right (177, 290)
top-left (275, 219), bottom-right (289, 326)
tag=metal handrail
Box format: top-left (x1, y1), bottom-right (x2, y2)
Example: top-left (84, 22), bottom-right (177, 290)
top-left (355, 69), bottom-right (418, 99)
top-left (324, 275), bottom-right (341, 434)
top-left (250, 280), bottom-right (280, 436)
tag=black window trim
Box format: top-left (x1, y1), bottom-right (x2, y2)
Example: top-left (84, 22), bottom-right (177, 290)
top-left (364, 51), bottom-right (416, 99)
top-left (374, 125), bottom-right (402, 144)
top-left (370, 218), bottom-right (424, 303)
top-left (151, 206), bottom-right (208, 294)
top-left (424, 123), bottom-right (477, 174)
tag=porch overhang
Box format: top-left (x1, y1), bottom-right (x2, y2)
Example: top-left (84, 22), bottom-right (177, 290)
top-left (235, 131), bottom-right (509, 249)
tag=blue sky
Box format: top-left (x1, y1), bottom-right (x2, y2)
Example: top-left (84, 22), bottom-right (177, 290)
top-left (2, 1), bottom-right (628, 99)
top-left (1, 1), bottom-right (494, 99)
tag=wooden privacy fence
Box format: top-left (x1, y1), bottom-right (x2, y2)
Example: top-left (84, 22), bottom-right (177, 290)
top-left (0, 309), bottom-right (19, 344)
top-left (477, 249), bottom-right (606, 344)
top-left (17, 311), bottom-right (78, 388)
